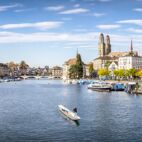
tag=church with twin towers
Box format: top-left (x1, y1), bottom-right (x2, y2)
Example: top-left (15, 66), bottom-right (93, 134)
top-left (98, 33), bottom-right (111, 57)
top-left (93, 33), bottom-right (139, 70)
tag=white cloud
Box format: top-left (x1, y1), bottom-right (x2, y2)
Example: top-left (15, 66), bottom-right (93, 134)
top-left (0, 32), bottom-right (98, 43)
top-left (14, 8), bottom-right (35, 12)
top-left (96, 24), bottom-right (120, 30)
top-left (117, 19), bottom-right (142, 25)
top-left (70, 0), bottom-right (76, 2)
top-left (93, 13), bottom-right (106, 17)
top-left (83, 0), bottom-right (95, 2)
top-left (98, 0), bottom-right (111, 2)
top-left (59, 8), bottom-right (89, 14)
top-left (44, 5), bottom-right (64, 11)
top-left (73, 28), bottom-right (89, 32)
top-left (0, 31), bottom-right (137, 43)
top-left (62, 17), bottom-right (72, 21)
top-left (133, 8), bottom-right (142, 12)
top-left (0, 3), bottom-right (22, 11)
top-left (74, 4), bottom-right (80, 8)
top-left (127, 28), bottom-right (142, 33)
top-left (0, 21), bottom-right (63, 30)
top-left (0, 31), bottom-right (142, 55)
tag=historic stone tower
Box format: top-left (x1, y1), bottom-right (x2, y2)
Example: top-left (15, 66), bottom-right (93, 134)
top-left (98, 33), bottom-right (105, 57)
top-left (105, 35), bottom-right (111, 55)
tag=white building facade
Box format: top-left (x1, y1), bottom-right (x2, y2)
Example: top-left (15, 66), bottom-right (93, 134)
top-left (118, 56), bottom-right (142, 70)
top-left (108, 61), bottom-right (118, 71)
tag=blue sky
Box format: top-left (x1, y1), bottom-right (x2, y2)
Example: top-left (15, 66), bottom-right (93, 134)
top-left (0, 0), bottom-right (142, 67)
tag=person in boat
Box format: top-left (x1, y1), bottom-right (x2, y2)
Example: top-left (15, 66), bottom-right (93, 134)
top-left (73, 107), bottom-right (77, 113)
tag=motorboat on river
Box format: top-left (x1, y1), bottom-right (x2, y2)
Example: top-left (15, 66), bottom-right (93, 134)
top-left (88, 81), bottom-right (112, 92)
top-left (58, 105), bottom-right (80, 121)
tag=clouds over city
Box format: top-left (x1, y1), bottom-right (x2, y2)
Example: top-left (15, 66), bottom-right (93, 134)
top-left (133, 8), bottom-right (142, 12)
top-left (59, 8), bottom-right (89, 14)
top-left (96, 24), bottom-right (121, 30)
top-left (92, 13), bottom-right (106, 17)
top-left (98, 0), bottom-right (111, 2)
top-left (0, 3), bottom-right (22, 11)
top-left (0, 21), bottom-right (63, 30)
top-left (44, 5), bottom-right (64, 11)
top-left (117, 19), bottom-right (142, 25)
top-left (0, 0), bottom-right (142, 65)
top-left (0, 31), bottom-right (141, 45)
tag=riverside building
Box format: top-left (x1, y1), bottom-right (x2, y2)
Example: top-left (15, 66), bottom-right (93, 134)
top-left (93, 33), bottom-right (138, 70)
top-left (118, 40), bottom-right (142, 70)
top-left (62, 52), bottom-right (88, 80)
top-left (51, 66), bottom-right (63, 78)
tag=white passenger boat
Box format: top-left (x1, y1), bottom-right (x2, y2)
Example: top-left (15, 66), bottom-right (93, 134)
top-left (58, 105), bottom-right (80, 121)
top-left (88, 81), bottom-right (112, 92)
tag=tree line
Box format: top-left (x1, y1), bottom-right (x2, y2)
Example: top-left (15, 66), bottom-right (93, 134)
top-left (98, 68), bottom-right (142, 80)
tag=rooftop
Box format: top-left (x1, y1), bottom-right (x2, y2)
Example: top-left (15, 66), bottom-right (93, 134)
top-left (65, 58), bottom-right (77, 65)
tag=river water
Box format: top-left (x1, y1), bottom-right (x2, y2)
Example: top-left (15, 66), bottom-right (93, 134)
top-left (0, 80), bottom-right (142, 142)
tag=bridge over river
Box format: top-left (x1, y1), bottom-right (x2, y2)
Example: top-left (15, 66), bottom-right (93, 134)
top-left (20, 75), bottom-right (61, 80)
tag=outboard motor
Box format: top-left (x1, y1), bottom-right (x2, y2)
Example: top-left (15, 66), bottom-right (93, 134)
top-left (73, 108), bottom-right (77, 113)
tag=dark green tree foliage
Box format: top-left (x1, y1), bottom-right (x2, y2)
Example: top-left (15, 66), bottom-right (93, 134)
top-left (104, 61), bottom-right (111, 69)
top-left (69, 53), bottom-right (83, 79)
top-left (19, 60), bottom-right (29, 75)
top-left (69, 65), bottom-right (78, 79)
top-left (89, 63), bottom-right (94, 74)
top-left (88, 63), bottom-right (95, 78)
top-left (19, 60), bottom-right (29, 70)
top-left (76, 53), bottom-right (83, 79)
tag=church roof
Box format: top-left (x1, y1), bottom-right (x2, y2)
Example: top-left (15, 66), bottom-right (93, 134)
top-left (110, 61), bottom-right (118, 65)
top-left (65, 58), bottom-right (77, 65)
top-left (52, 66), bottom-right (62, 70)
top-left (120, 54), bottom-right (141, 58)
top-left (65, 58), bottom-right (86, 66)
top-left (94, 56), bottom-right (118, 61)
top-left (108, 52), bottom-right (128, 57)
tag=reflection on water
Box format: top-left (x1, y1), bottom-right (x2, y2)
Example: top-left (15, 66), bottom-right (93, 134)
top-left (0, 80), bottom-right (142, 142)
top-left (59, 111), bottom-right (80, 127)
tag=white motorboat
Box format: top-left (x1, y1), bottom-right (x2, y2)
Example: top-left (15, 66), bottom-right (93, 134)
top-left (88, 81), bottom-right (112, 92)
top-left (58, 105), bottom-right (80, 121)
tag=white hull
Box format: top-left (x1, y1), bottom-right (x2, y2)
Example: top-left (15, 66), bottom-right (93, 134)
top-left (58, 105), bottom-right (80, 121)
top-left (88, 82), bottom-right (112, 91)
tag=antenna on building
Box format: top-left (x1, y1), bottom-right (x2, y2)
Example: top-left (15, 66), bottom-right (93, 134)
top-left (130, 39), bottom-right (133, 52)
top-left (76, 48), bottom-right (79, 55)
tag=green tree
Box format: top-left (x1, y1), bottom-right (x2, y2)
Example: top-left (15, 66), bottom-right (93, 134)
top-left (98, 68), bottom-right (110, 77)
top-left (104, 61), bottom-right (111, 69)
top-left (136, 69), bottom-right (142, 78)
top-left (88, 63), bottom-right (94, 77)
top-left (118, 69), bottom-right (125, 78)
top-left (7, 62), bottom-right (18, 76)
top-left (69, 65), bottom-right (78, 79)
top-left (68, 53), bottom-right (84, 79)
top-left (126, 69), bottom-right (136, 80)
top-left (19, 61), bottom-right (29, 69)
top-left (113, 70), bottom-right (119, 78)
top-left (0, 70), bottom-right (3, 77)
top-left (76, 53), bottom-right (83, 79)
top-left (113, 69), bottom-right (126, 80)
top-left (19, 61), bottom-right (29, 75)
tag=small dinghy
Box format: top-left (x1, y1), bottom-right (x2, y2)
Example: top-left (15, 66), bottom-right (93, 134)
top-left (58, 105), bottom-right (80, 121)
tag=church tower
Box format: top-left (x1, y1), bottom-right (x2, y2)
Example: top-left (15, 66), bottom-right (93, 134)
top-left (105, 35), bottom-right (111, 55)
top-left (98, 33), bottom-right (105, 57)
top-left (129, 39), bottom-right (135, 56)
top-left (130, 39), bottom-right (133, 53)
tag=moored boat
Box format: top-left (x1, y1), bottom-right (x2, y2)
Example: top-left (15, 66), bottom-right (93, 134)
top-left (88, 81), bottom-right (112, 92)
top-left (111, 83), bottom-right (125, 91)
top-left (58, 105), bottom-right (80, 121)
